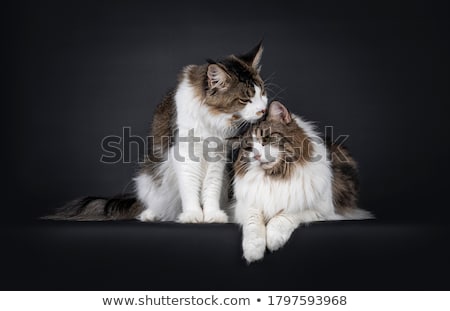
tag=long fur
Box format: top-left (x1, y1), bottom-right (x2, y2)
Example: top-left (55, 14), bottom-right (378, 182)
top-left (44, 43), bottom-right (268, 223)
top-left (42, 194), bottom-right (143, 221)
top-left (233, 101), bottom-right (373, 263)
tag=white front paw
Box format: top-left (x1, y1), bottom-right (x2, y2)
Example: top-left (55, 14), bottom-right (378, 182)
top-left (204, 209), bottom-right (228, 223)
top-left (177, 210), bottom-right (204, 223)
top-left (266, 222), bottom-right (292, 252)
top-left (243, 237), bottom-right (266, 263)
top-left (137, 209), bottom-right (156, 222)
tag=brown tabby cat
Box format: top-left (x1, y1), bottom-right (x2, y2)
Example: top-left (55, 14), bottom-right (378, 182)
top-left (233, 101), bottom-right (373, 262)
top-left (46, 42), bottom-right (268, 223)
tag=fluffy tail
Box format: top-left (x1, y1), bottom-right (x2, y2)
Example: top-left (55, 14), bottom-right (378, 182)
top-left (338, 208), bottom-right (375, 220)
top-left (42, 193), bottom-right (144, 221)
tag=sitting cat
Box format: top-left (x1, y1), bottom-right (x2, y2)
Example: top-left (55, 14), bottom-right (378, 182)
top-left (233, 101), bottom-right (373, 263)
top-left (47, 43), bottom-right (268, 223)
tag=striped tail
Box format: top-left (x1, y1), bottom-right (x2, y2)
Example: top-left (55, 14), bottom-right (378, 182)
top-left (42, 193), bottom-right (144, 221)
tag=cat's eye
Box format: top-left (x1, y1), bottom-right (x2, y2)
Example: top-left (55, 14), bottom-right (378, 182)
top-left (261, 133), bottom-right (284, 146)
top-left (238, 98), bottom-right (249, 105)
top-left (261, 137), bottom-right (270, 145)
top-left (262, 136), bottom-right (277, 145)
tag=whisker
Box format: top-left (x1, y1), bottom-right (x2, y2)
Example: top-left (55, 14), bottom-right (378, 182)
top-left (270, 87), bottom-right (287, 101)
top-left (263, 72), bottom-right (277, 84)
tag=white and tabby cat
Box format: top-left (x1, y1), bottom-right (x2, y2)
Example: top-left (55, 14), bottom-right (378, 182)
top-left (233, 101), bottom-right (373, 263)
top-left (47, 43), bottom-right (268, 223)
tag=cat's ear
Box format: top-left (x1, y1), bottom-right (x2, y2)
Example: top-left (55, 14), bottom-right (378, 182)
top-left (239, 41), bottom-right (263, 71)
top-left (207, 64), bottom-right (230, 90)
top-left (268, 101), bottom-right (292, 124)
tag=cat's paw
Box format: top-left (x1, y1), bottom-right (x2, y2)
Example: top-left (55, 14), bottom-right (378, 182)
top-left (243, 237), bottom-right (266, 263)
top-left (203, 209), bottom-right (228, 223)
top-left (266, 220), bottom-right (293, 252)
top-left (177, 210), bottom-right (204, 223)
top-left (137, 209), bottom-right (156, 222)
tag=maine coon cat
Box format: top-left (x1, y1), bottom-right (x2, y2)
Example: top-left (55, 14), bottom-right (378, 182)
top-left (233, 101), bottom-right (373, 263)
top-left (47, 43), bottom-right (268, 223)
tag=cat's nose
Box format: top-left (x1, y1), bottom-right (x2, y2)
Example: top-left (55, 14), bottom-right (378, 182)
top-left (254, 154), bottom-right (261, 161)
top-left (256, 109), bottom-right (266, 117)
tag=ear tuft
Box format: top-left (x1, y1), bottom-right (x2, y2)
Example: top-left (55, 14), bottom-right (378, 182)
top-left (238, 41), bottom-right (264, 70)
top-left (207, 64), bottom-right (230, 90)
top-left (268, 101), bottom-right (292, 124)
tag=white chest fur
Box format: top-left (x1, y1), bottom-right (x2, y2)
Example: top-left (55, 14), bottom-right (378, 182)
top-left (234, 159), bottom-right (332, 221)
top-left (175, 79), bottom-right (233, 140)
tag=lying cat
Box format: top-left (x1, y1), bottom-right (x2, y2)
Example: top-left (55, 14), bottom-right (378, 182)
top-left (47, 43), bottom-right (268, 222)
top-left (233, 101), bottom-right (373, 263)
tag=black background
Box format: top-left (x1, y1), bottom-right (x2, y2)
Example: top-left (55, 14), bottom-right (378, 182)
top-left (2, 0), bottom-right (449, 290)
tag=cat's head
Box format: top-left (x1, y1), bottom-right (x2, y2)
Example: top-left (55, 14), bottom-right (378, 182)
top-left (193, 42), bottom-right (268, 125)
top-left (234, 101), bottom-right (312, 178)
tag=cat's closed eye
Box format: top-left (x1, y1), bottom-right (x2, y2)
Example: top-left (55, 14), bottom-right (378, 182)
top-left (261, 133), bottom-right (283, 145)
top-left (261, 136), bottom-right (270, 145)
top-left (242, 139), bottom-right (254, 150)
top-left (238, 98), bottom-right (250, 105)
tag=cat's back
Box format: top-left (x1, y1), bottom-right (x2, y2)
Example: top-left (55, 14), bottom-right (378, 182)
top-left (327, 141), bottom-right (359, 213)
top-left (151, 89), bottom-right (177, 140)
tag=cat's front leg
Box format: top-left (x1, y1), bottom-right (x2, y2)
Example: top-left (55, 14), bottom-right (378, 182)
top-left (201, 156), bottom-right (228, 223)
top-left (242, 210), bottom-right (266, 263)
top-left (266, 212), bottom-right (302, 252)
top-left (172, 132), bottom-right (204, 223)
